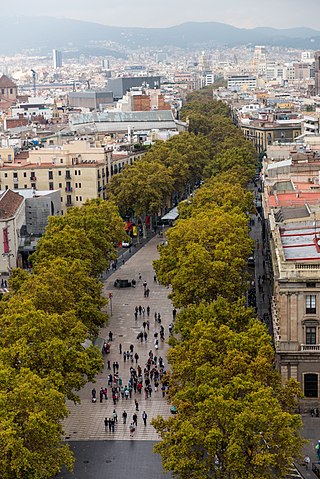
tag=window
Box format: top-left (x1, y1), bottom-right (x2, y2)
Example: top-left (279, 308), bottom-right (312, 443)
top-left (13, 184), bottom-right (18, 189)
top-left (306, 327), bottom-right (316, 345)
top-left (306, 295), bottom-right (316, 314)
top-left (23, 172), bottom-right (27, 178)
top-left (49, 182), bottom-right (54, 190)
top-left (75, 183), bottom-right (78, 188)
top-left (60, 159), bottom-right (63, 164)
top-left (24, 185), bottom-right (27, 188)
top-left (58, 171), bottom-right (62, 176)
top-left (1, 89), bottom-right (4, 94)
top-left (75, 170), bottom-right (77, 175)
top-left (31, 183), bottom-right (36, 188)
top-left (304, 373), bottom-right (318, 398)
top-left (48, 171), bottom-right (53, 180)
top-left (4, 173), bottom-right (7, 178)
top-left (5, 185), bottom-right (8, 190)
top-left (78, 183), bottom-right (81, 188)
top-left (79, 196), bottom-right (82, 201)
top-left (76, 196), bottom-right (79, 201)
top-left (78, 170), bottom-right (81, 175)
top-left (13, 172), bottom-right (18, 178)
top-left (59, 183), bottom-right (62, 188)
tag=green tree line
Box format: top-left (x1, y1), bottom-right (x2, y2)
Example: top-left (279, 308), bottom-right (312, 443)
top-left (150, 88), bottom-right (303, 478)
top-left (0, 199), bottom-right (125, 478)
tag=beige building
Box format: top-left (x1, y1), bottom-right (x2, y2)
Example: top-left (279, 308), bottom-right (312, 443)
top-left (0, 190), bottom-right (25, 274)
top-left (0, 141), bottom-right (144, 213)
top-left (0, 141), bottom-right (108, 213)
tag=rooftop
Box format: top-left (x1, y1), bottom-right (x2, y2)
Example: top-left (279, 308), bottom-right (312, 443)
top-left (280, 222), bottom-right (320, 261)
top-left (0, 190), bottom-right (23, 219)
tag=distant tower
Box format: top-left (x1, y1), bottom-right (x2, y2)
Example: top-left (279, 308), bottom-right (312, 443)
top-left (315, 51), bottom-right (320, 96)
top-left (52, 49), bottom-right (62, 69)
top-left (253, 46), bottom-right (267, 75)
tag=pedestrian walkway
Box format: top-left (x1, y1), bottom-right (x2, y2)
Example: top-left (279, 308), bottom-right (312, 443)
top-left (63, 234), bottom-right (173, 441)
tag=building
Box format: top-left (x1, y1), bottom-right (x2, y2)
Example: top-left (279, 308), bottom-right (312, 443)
top-left (0, 189), bottom-right (25, 274)
top-left (69, 110), bottom-right (185, 136)
top-left (0, 141), bottom-right (110, 213)
top-left (0, 74), bottom-right (18, 109)
top-left (315, 51), bottom-right (320, 96)
top-left (68, 91), bottom-right (113, 110)
top-left (253, 46), bottom-right (267, 75)
top-left (106, 77), bottom-right (161, 100)
top-left (261, 148), bottom-right (320, 405)
top-left (227, 75), bottom-right (257, 92)
top-left (117, 89), bottom-right (170, 112)
top-left (53, 49), bottom-right (62, 69)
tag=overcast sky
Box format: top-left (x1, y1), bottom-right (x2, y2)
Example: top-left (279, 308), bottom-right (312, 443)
top-left (4, 0), bottom-right (320, 30)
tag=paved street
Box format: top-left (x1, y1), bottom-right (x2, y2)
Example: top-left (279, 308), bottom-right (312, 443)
top-left (63, 233), bottom-right (173, 442)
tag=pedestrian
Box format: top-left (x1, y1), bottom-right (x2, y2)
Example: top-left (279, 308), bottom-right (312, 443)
top-left (134, 352), bottom-right (139, 364)
top-left (139, 305), bottom-right (142, 315)
top-left (123, 351), bottom-right (126, 362)
top-left (129, 422), bottom-right (135, 437)
top-left (157, 313), bottom-right (161, 323)
top-left (135, 399), bottom-right (139, 411)
top-left (316, 440), bottom-right (320, 462)
top-left (108, 417), bottom-right (112, 432)
top-left (139, 273), bottom-right (142, 281)
top-left (125, 388), bottom-right (129, 400)
top-left (147, 306), bottom-right (150, 316)
top-left (146, 288), bottom-right (150, 297)
top-left (99, 388), bottom-right (104, 403)
top-left (130, 344), bottom-right (134, 353)
top-left (104, 417), bottom-right (109, 431)
top-left (154, 312), bottom-right (157, 321)
top-left (161, 384), bottom-right (166, 398)
top-left (304, 455), bottom-right (311, 469)
top-left (142, 306), bottom-right (145, 316)
top-left (109, 331), bottom-right (113, 342)
top-left (172, 309), bottom-right (177, 320)
top-left (134, 310), bottom-right (138, 320)
top-left (144, 331), bottom-right (148, 342)
top-left (154, 275), bottom-right (157, 282)
top-left (142, 411), bottom-right (147, 426)
top-left (113, 409), bottom-right (118, 423)
top-left (91, 388), bottom-right (97, 403)
top-left (113, 362), bottom-right (116, 373)
top-left (104, 387), bottom-right (108, 400)
top-left (119, 343), bottom-right (122, 354)
top-left (146, 320), bottom-right (150, 331)
top-left (133, 413), bottom-right (138, 426)
top-left (110, 417), bottom-right (115, 433)
top-left (107, 360), bottom-right (111, 370)
top-left (122, 410), bottom-right (128, 424)
top-left (143, 280), bottom-right (147, 289)
top-left (143, 321), bottom-right (146, 330)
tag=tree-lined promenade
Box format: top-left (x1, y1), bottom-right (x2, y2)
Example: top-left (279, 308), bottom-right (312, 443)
top-left (0, 86), bottom-right (303, 479)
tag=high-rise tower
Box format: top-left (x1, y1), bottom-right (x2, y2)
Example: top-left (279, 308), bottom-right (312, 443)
top-left (52, 49), bottom-right (62, 69)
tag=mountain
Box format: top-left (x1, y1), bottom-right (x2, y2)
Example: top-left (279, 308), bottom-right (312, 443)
top-left (1, 17), bottom-right (320, 55)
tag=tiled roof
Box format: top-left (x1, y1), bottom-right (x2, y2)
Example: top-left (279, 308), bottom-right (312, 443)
top-left (0, 190), bottom-right (24, 219)
top-left (0, 75), bottom-right (17, 88)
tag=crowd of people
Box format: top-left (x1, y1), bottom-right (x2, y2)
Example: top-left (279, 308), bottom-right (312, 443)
top-left (90, 275), bottom-right (175, 438)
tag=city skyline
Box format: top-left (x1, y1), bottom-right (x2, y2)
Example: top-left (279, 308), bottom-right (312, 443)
top-left (3, 0), bottom-right (320, 30)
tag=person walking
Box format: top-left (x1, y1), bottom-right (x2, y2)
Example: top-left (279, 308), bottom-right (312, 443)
top-left (119, 343), bottom-right (122, 354)
top-left (129, 422), bottom-right (135, 437)
top-left (147, 306), bottom-right (150, 317)
top-left (122, 410), bottom-right (128, 424)
top-left (104, 417), bottom-right (109, 431)
top-left (109, 331), bottom-right (113, 342)
top-left (142, 411), bottom-right (147, 426)
top-left (134, 352), bottom-right (139, 364)
top-left (133, 413), bottom-right (138, 427)
top-left (110, 417), bottom-right (115, 433)
top-left (113, 409), bottom-right (118, 423)
top-left (135, 399), bottom-right (139, 411)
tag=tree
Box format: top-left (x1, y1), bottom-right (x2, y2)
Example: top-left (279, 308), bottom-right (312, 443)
top-left (11, 258), bottom-right (107, 337)
top-left (154, 208), bottom-right (253, 307)
top-left (0, 364), bottom-right (74, 479)
top-left (32, 199), bottom-right (125, 276)
top-left (109, 159), bottom-right (174, 235)
top-left (0, 300), bottom-right (102, 401)
top-left (153, 317), bottom-right (303, 479)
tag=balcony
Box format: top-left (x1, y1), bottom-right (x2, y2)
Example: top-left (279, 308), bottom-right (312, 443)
top-left (65, 187), bottom-right (73, 192)
top-left (65, 201), bottom-right (73, 207)
top-left (30, 176), bottom-right (37, 181)
top-left (65, 174), bottom-right (71, 180)
top-left (301, 344), bottom-right (320, 351)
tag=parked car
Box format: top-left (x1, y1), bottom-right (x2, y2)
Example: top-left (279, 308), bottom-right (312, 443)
top-left (114, 279), bottom-right (132, 288)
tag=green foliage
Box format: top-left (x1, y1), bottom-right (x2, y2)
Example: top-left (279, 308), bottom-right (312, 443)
top-left (32, 199), bottom-right (125, 276)
top-left (0, 365), bottom-right (74, 479)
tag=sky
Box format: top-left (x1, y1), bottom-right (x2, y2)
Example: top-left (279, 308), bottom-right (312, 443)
top-left (4, 0), bottom-right (320, 30)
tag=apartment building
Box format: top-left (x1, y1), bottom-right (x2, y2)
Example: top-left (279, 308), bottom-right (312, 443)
top-left (0, 141), bottom-right (110, 213)
top-left (262, 150), bottom-right (320, 405)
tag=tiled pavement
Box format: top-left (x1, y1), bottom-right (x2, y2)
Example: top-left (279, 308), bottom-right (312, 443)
top-left (63, 234), bottom-right (173, 442)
